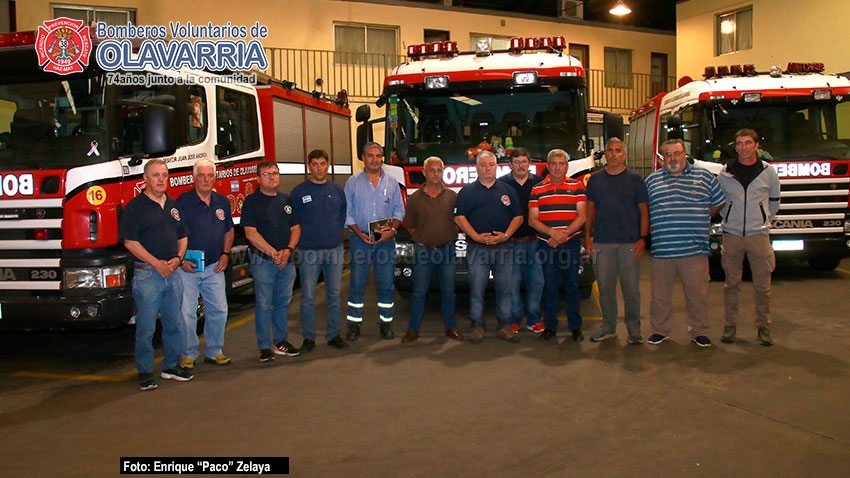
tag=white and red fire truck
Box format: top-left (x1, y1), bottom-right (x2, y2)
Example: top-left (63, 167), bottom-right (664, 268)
top-left (356, 36), bottom-right (623, 293)
top-left (628, 62), bottom-right (850, 274)
top-left (0, 31), bottom-right (352, 330)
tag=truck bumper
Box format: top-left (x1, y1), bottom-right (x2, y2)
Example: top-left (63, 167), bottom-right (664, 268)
top-left (0, 292), bottom-right (134, 331)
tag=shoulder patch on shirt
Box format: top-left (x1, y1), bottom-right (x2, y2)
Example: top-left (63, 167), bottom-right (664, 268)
top-left (501, 194), bottom-right (511, 206)
top-left (216, 208), bottom-right (225, 221)
top-left (302, 195), bottom-right (312, 203)
top-left (284, 204), bottom-right (293, 215)
top-left (171, 208), bottom-right (181, 221)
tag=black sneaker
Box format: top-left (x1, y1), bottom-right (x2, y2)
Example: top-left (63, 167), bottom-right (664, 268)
top-left (757, 327), bottom-right (773, 347)
top-left (301, 338), bottom-right (316, 353)
top-left (346, 323), bottom-right (361, 341)
top-left (161, 367), bottom-right (194, 382)
top-left (327, 335), bottom-right (349, 349)
top-left (539, 329), bottom-right (557, 341)
top-left (274, 339), bottom-right (301, 356)
top-left (647, 333), bottom-right (668, 345)
top-left (138, 372), bottom-right (157, 391)
top-left (571, 328), bottom-right (584, 342)
top-left (379, 323), bottom-right (395, 340)
top-left (692, 335), bottom-right (712, 348)
top-left (258, 349), bottom-right (275, 362)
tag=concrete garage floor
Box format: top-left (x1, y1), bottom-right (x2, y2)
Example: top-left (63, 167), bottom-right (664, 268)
top-left (1, 259), bottom-right (849, 477)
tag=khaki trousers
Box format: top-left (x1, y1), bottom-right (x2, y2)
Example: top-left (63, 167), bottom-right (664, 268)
top-left (649, 256), bottom-right (710, 337)
top-left (721, 233), bottom-right (775, 329)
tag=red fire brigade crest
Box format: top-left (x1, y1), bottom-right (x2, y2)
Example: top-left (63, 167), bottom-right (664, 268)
top-left (216, 208), bottom-right (225, 221)
top-left (171, 208), bottom-right (181, 221)
top-left (500, 194), bottom-right (511, 206)
top-left (35, 18), bottom-right (92, 75)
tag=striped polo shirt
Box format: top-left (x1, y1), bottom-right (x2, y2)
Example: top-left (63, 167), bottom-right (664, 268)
top-left (645, 162), bottom-right (726, 258)
top-left (529, 175), bottom-right (586, 241)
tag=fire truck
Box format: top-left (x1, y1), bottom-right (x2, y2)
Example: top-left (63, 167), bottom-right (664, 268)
top-left (356, 36), bottom-right (623, 294)
top-left (628, 62), bottom-right (850, 275)
top-left (0, 31), bottom-right (352, 330)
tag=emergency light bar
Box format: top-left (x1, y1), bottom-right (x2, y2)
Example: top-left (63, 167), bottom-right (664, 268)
top-left (406, 35), bottom-right (565, 60)
top-left (703, 63), bottom-right (757, 79)
top-left (0, 31), bottom-right (37, 48)
top-left (786, 62), bottom-right (825, 74)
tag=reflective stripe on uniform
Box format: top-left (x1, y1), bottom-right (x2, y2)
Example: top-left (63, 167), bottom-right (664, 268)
top-left (377, 301), bottom-right (394, 309)
top-left (347, 315), bottom-right (363, 322)
top-left (348, 301), bottom-right (364, 308)
top-left (379, 315), bottom-right (393, 323)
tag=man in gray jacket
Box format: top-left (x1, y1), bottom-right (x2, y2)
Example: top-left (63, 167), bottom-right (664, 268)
top-left (718, 128), bottom-right (780, 346)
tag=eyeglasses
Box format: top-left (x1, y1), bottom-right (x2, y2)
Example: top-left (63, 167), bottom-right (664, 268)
top-left (260, 171), bottom-right (280, 178)
top-left (662, 151), bottom-right (686, 158)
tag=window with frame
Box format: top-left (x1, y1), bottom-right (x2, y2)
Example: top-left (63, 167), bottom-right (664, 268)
top-left (334, 24), bottom-right (398, 67)
top-left (53, 4), bottom-right (136, 25)
top-left (604, 47), bottom-right (633, 89)
top-left (716, 7), bottom-right (753, 55)
top-left (215, 87), bottom-right (259, 158)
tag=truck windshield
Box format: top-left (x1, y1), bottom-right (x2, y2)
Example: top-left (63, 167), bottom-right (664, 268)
top-left (386, 87), bottom-right (588, 166)
top-left (0, 75), bottom-right (107, 171)
top-left (708, 98), bottom-right (850, 161)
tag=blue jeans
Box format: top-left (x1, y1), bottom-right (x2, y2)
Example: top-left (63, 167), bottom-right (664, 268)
top-left (250, 257), bottom-right (296, 350)
top-left (409, 243), bottom-right (457, 332)
top-left (594, 243), bottom-right (641, 337)
top-left (347, 235), bottom-right (396, 325)
top-left (510, 240), bottom-right (543, 327)
top-left (132, 266), bottom-right (183, 373)
top-left (178, 261), bottom-right (228, 360)
top-left (467, 242), bottom-right (513, 329)
top-left (540, 237), bottom-right (582, 331)
top-left (298, 246), bottom-right (344, 341)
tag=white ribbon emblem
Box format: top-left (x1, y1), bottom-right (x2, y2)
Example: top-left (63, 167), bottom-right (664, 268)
top-left (87, 140), bottom-right (100, 157)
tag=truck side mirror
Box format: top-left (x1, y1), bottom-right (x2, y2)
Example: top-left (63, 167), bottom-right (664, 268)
top-left (142, 103), bottom-right (177, 157)
top-left (355, 104), bottom-right (371, 123)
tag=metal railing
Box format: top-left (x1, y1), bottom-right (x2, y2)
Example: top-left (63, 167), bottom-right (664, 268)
top-left (262, 47), bottom-right (676, 112)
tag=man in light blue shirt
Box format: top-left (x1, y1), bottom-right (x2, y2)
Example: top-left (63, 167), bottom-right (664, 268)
top-left (344, 142), bottom-right (405, 341)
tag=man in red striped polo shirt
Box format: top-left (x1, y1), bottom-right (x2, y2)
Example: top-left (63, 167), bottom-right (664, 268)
top-left (528, 149), bottom-right (588, 342)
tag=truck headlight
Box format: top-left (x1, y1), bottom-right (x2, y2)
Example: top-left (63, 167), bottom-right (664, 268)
top-left (395, 242), bottom-right (415, 260)
top-left (64, 265), bottom-right (127, 289)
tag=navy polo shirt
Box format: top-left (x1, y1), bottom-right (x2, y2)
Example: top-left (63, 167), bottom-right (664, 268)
top-left (291, 180), bottom-right (346, 250)
top-left (119, 192), bottom-right (189, 262)
top-left (241, 190), bottom-right (299, 257)
top-left (176, 190), bottom-right (234, 266)
top-left (586, 167), bottom-right (648, 244)
top-left (455, 180), bottom-right (522, 235)
top-left (499, 172), bottom-right (543, 238)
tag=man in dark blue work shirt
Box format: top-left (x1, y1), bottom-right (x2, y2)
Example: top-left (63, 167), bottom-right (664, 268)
top-left (176, 158), bottom-right (234, 369)
top-left (119, 159), bottom-right (190, 391)
top-left (241, 161), bottom-right (301, 362)
top-left (454, 150), bottom-right (523, 344)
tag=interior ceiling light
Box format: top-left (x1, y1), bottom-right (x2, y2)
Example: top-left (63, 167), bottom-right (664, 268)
top-left (609, 0), bottom-right (632, 16)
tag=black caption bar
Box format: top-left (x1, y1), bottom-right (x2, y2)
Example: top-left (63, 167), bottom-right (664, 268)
top-left (120, 457), bottom-right (289, 474)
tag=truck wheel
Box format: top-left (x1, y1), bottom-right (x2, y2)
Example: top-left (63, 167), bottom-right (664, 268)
top-left (809, 257), bottom-right (841, 271)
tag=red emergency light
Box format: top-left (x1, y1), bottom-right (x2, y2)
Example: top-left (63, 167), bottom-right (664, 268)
top-left (407, 40), bottom-right (459, 60)
top-left (509, 35), bottom-right (566, 54)
top-left (717, 65), bottom-right (730, 75)
top-left (0, 31), bottom-right (36, 48)
top-left (786, 62), bottom-right (825, 74)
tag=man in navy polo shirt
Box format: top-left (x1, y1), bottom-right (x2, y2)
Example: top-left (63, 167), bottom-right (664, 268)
top-left (242, 161), bottom-right (302, 362)
top-left (292, 149), bottom-right (349, 351)
top-left (176, 158), bottom-right (234, 369)
top-left (455, 150), bottom-right (523, 344)
top-left (119, 159), bottom-right (190, 391)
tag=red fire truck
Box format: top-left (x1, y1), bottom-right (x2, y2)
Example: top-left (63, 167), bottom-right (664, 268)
top-left (356, 36), bottom-right (623, 294)
top-left (628, 62), bottom-right (850, 274)
top-left (0, 31), bottom-right (352, 330)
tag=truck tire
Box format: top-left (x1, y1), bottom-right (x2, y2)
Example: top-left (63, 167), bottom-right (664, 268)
top-left (809, 257), bottom-right (841, 272)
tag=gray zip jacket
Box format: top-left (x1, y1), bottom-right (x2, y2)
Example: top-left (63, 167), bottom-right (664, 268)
top-left (718, 160), bottom-right (781, 236)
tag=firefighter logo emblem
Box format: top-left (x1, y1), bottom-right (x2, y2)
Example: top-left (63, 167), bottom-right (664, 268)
top-left (35, 18), bottom-right (92, 75)
top-left (171, 208), bottom-right (181, 221)
top-left (216, 208), bottom-right (225, 221)
top-left (500, 195), bottom-right (511, 206)
top-left (284, 205), bottom-right (293, 215)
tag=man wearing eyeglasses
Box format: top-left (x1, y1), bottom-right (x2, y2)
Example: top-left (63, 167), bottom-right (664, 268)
top-left (242, 161), bottom-right (301, 362)
top-left (645, 139), bottom-right (726, 348)
top-left (717, 129), bottom-right (780, 346)
top-left (498, 147), bottom-right (545, 335)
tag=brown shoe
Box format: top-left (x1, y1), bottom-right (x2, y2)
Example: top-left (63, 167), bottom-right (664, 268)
top-left (401, 330), bottom-right (419, 343)
top-left (497, 324), bottom-right (520, 343)
top-left (445, 328), bottom-right (464, 341)
top-left (469, 326), bottom-right (485, 344)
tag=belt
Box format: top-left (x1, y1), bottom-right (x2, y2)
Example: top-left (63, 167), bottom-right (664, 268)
top-left (417, 242), bottom-right (453, 249)
top-left (468, 240), bottom-right (510, 248)
top-left (510, 236), bottom-right (536, 243)
top-left (134, 262), bottom-right (153, 270)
